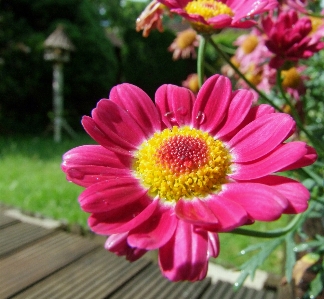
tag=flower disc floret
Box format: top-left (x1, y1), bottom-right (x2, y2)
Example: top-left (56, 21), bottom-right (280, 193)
top-left (185, 0), bottom-right (234, 19)
top-left (134, 126), bottom-right (231, 203)
top-left (184, 0), bottom-right (234, 31)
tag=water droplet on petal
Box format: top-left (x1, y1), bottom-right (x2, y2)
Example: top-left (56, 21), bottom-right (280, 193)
top-left (177, 106), bottom-right (188, 116)
top-left (68, 168), bottom-right (85, 180)
top-left (164, 111), bottom-right (177, 124)
top-left (196, 111), bottom-right (205, 124)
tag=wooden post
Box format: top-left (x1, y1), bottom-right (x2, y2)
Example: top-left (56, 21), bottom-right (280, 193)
top-left (53, 62), bottom-right (64, 143)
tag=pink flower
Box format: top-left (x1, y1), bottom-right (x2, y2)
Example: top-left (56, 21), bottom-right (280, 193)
top-left (62, 74), bottom-right (317, 281)
top-left (136, 0), bottom-right (165, 37)
top-left (157, 0), bottom-right (278, 32)
top-left (262, 10), bottom-right (324, 68)
top-left (182, 73), bottom-right (201, 93)
top-left (168, 28), bottom-right (200, 60)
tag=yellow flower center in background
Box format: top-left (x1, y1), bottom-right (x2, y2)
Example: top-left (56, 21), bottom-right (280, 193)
top-left (176, 29), bottom-right (198, 49)
top-left (185, 0), bottom-right (234, 20)
top-left (281, 67), bottom-right (302, 89)
top-left (309, 16), bottom-right (324, 34)
top-left (184, 1), bottom-right (234, 32)
top-left (241, 35), bottom-right (259, 54)
top-left (134, 126), bottom-right (231, 203)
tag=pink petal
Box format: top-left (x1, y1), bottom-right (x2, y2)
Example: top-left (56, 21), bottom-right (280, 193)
top-left (215, 90), bottom-right (254, 138)
top-left (224, 104), bottom-right (275, 140)
top-left (109, 83), bottom-right (161, 137)
top-left (105, 233), bottom-right (147, 262)
top-left (93, 99), bottom-right (147, 146)
top-left (82, 116), bottom-right (134, 155)
top-left (88, 197), bottom-right (158, 235)
top-left (62, 145), bottom-right (132, 187)
top-left (128, 204), bottom-right (177, 250)
top-left (207, 232), bottom-right (220, 258)
top-left (231, 142), bottom-right (310, 180)
top-left (82, 99), bottom-right (148, 155)
top-left (229, 113), bottom-right (295, 162)
top-left (205, 195), bottom-right (249, 231)
top-left (175, 198), bottom-right (219, 227)
top-left (207, 14), bottom-right (233, 28)
top-left (221, 183), bottom-right (288, 221)
top-left (192, 75), bottom-right (232, 133)
top-left (248, 175), bottom-right (310, 213)
top-left (159, 221), bottom-right (209, 281)
top-left (279, 145), bottom-right (317, 172)
top-left (79, 178), bottom-right (148, 213)
top-left (155, 84), bottom-right (195, 128)
top-left (175, 196), bottom-right (248, 232)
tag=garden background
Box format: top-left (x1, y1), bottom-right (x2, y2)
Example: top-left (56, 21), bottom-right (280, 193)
top-left (1, 0), bottom-right (323, 280)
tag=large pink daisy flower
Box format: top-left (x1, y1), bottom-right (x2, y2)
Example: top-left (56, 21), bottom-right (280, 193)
top-left (62, 74), bottom-right (316, 281)
top-left (157, 0), bottom-right (278, 32)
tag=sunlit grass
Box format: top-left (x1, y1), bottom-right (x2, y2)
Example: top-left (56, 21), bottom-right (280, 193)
top-left (0, 134), bottom-right (94, 227)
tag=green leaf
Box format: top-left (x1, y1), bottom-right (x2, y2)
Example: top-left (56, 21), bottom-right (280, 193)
top-left (234, 238), bottom-right (283, 289)
top-left (285, 232), bottom-right (296, 282)
top-left (308, 272), bottom-right (324, 298)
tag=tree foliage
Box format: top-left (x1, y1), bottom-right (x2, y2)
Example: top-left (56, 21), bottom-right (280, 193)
top-left (0, 0), bottom-right (118, 133)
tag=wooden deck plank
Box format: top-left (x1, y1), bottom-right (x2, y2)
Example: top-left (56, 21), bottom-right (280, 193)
top-left (108, 264), bottom-right (161, 299)
top-left (163, 279), bottom-right (211, 299)
top-left (0, 209), bottom-right (278, 298)
top-left (0, 232), bottom-right (98, 299)
top-left (0, 214), bottom-right (19, 228)
top-left (0, 222), bottom-right (55, 258)
top-left (108, 262), bottom-right (211, 299)
top-left (13, 248), bottom-right (151, 299)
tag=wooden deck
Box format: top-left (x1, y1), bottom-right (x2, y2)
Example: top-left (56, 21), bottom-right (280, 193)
top-left (0, 208), bottom-right (277, 299)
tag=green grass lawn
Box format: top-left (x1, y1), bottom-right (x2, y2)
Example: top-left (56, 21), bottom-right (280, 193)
top-left (0, 134), bottom-right (93, 227)
top-left (0, 134), bottom-right (287, 275)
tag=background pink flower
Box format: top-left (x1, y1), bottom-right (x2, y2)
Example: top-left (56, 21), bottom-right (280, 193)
top-left (62, 74), bottom-right (316, 281)
top-left (262, 10), bottom-right (324, 68)
top-left (158, 0), bottom-right (278, 32)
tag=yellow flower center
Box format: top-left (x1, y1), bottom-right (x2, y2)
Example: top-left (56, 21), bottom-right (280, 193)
top-left (134, 126), bottom-right (232, 203)
top-left (241, 35), bottom-right (259, 54)
top-left (309, 16), bottom-right (324, 34)
top-left (187, 74), bottom-right (200, 93)
top-left (176, 29), bottom-right (198, 49)
top-left (184, 0), bottom-right (234, 32)
top-left (281, 67), bottom-right (302, 89)
top-left (185, 0), bottom-right (234, 20)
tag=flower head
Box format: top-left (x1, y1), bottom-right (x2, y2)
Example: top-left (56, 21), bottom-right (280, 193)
top-left (182, 73), bottom-right (201, 93)
top-left (262, 10), bottom-right (324, 68)
top-left (168, 28), bottom-right (200, 60)
top-left (136, 0), bottom-right (166, 37)
top-left (62, 74), bottom-right (316, 281)
top-left (157, 0), bottom-right (278, 33)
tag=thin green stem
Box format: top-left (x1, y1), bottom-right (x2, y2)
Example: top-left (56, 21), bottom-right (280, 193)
top-left (230, 213), bottom-right (304, 238)
top-left (197, 35), bottom-right (207, 88)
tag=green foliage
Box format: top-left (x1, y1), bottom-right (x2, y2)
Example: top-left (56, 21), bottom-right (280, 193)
top-left (0, 0), bottom-right (118, 133)
top-left (0, 134), bottom-right (95, 226)
top-left (121, 28), bottom-right (196, 98)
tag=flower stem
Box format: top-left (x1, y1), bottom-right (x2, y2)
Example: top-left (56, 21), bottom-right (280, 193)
top-left (230, 213), bottom-right (305, 238)
top-left (197, 35), bottom-right (207, 88)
